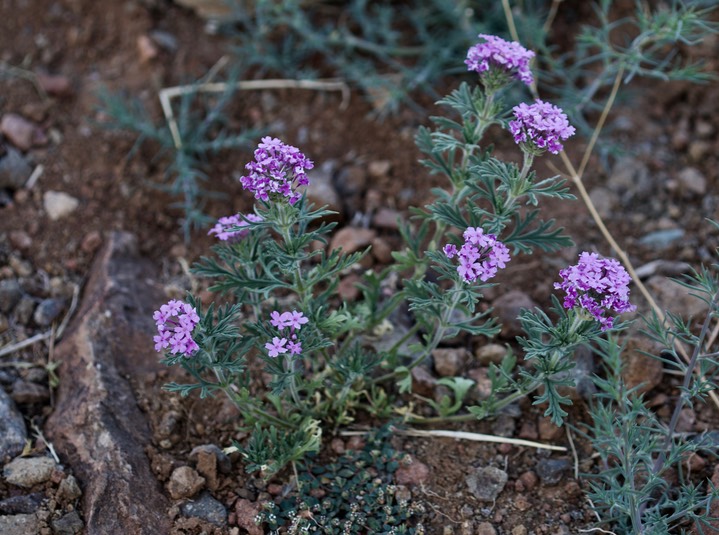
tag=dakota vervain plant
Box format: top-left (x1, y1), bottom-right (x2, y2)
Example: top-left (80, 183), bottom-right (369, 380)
top-left (153, 33), bottom-right (627, 474)
top-left (150, 29), bottom-right (718, 533)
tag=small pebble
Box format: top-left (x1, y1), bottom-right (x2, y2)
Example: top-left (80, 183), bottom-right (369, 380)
top-left (44, 191), bottom-right (80, 220)
top-left (1, 113), bottom-right (36, 151)
top-left (536, 458), bottom-right (571, 486)
top-left (466, 466), bottom-right (508, 501)
top-left (3, 456), bottom-right (56, 488)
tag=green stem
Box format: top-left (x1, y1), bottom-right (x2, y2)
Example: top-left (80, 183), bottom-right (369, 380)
top-left (286, 354), bottom-right (302, 407)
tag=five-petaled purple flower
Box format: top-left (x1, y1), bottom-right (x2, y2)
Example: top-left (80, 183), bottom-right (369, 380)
top-left (153, 299), bottom-right (200, 357)
top-left (208, 213), bottom-right (262, 242)
top-left (465, 34), bottom-right (535, 86)
top-left (444, 227), bottom-right (511, 283)
top-left (509, 99), bottom-right (576, 154)
top-left (239, 137), bottom-right (314, 205)
top-left (555, 252), bottom-right (636, 331)
top-left (267, 310), bottom-right (309, 357)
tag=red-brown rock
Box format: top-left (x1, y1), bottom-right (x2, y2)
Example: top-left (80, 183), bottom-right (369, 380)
top-left (45, 232), bottom-right (171, 534)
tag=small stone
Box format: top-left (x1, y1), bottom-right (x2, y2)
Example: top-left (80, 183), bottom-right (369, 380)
top-left (0, 279), bottom-right (23, 313)
top-left (0, 387), bottom-right (26, 462)
top-left (432, 348), bottom-right (469, 377)
top-left (370, 237), bottom-right (393, 264)
top-left (80, 231), bottom-right (102, 254)
top-left (167, 466), bottom-right (205, 500)
top-left (0, 513), bottom-right (40, 535)
top-left (372, 207), bottom-right (401, 230)
top-left (189, 445), bottom-right (231, 473)
top-left (330, 438), bottom-right (345, 455)
top-left (411, 366), bottom-right (437, 397)
top-left (330, 227), bottom-right (376, 254)
top-left (57, 475), bottom-right (82, 503)
top-left (638, 228), bottom-right (685, 250)
top-left (647, 275), bottom-right (710, 321)
top-left (675, 408), bottom-right (696, 433)
top-left (518, 470), bottom-right (538, 491)
top-left (43, 191), bottom-right (79, 220)
top-left (493, 291), bottom-right (537, 338)
top-left (3, 456), bottom-right (56, 488)
top-left (137, 35), bottom-right (159, 63)
top-left (491, 413), bottom-right (516, 438)
top-left (189, 445), bottom-right (231, 491)
top-left (394, 456), bottom-right (429, 486)
top-left (676, 167), bottom-right (706, 196)
top-left (33, 298), bottom-right (65, 326)
top-left (535, 458), bottom-right (571, 486)
top-left (466, 466), bottom-right (508, 501)
top-left (608, 157), bottom-right (649, 195)
top-left (0, 146), bottom-right (32, 190)
top-left (180, 491), bottom-right (227, 526)
top-left (367, 160), bottom-right (391, 178)
top-left (149, 30), bottom-right (178, 52)
top-left (335, 165), bottom-right (367, 196)
top-left (476, 522), bottom-right (497, 535)
top-left (9, 231), bottom-right (32, 251)
top-left (337, 273), bottom-right (361, 301)
top-left (0, 492), bottom-right (44, 514)
top-left (35, 73), bottom-right (73, 97)
top-left (9, 256), bottom-right (32, 278)
top-left (1, 114), bottom-right (36, 151)
top-left (51, 511), bottom-right (84, 535)
top-left (537, 416), bottom-right (563, 441)
top-left (467, 367), bottom-right (491, 401)
top-left (306, 161), bottom-right (341, 214)
top-left (688, 140), bottom-right (711, 162)
top-left (13, 296), bottom-right (35, 324)
top-left (621, 336), bottom-right (664, 395)
top-left (588, 187), bottom-right (618, 219)
top-left (475, 343), bottom-right (508, 366)
top-left (511, 527), bottom-right (528, 535)
top-left (234, 499), bottom-right (262, 535)
top-left (11, 379), bottom-right (50, 404)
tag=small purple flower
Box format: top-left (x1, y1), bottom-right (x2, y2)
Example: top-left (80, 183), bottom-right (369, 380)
top-left (239, 137), bottom-right (314, 205)
top-left (270, 310), bottom-right (291, 330)
top-left (287, 310), bottom-right (309, 330)
top-left (465, 34), bottom-right (535, 86)
top-left (287, 340), bottom-right (303, 356)
top-left (265, 337), bottom-right (288, 358)
top-left (554, 252), bottom-right (636, 331)
top-left (153, 299), bottom-right (200, 357)
top-left (509, 99), bottom-right (576, 154)
top-left (445, 227), bottom-right (511, 283)
top-left (208, 213), bottom-right (262, 241)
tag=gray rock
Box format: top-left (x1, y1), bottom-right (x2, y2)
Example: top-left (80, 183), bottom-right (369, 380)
top-left (0, 146), bottom-right (32, 190)
top-left (0, 513), bottom-right (40, 535)
top-left (3, 456), bottom-right (55, 488)
top-left (475, 343), bottom-right (508, 366)
top-left (432, 348), bottom-right (469, 377)
top-left (0, 279), bottom-right (23, 313)
top-left (536, 458), bottom-right (571, 485)
top-left (0, 114), bottom-right (36, 151)
top-left (180, 491), bottom-right (228, 526)
top-left (10, 379), bottom-right (50, 404)
top-left (51, 511), bottom-right (84, 535)
top-left (677, 167), bottom-right (706, 196)
top-left (189, 445), bottom-right (232, 492)
top-left (33, 298), bottom-right (65, 326)
top-left (608, 157), bottom-right (650, 199)
top-left (12, 296), bottom-right (35, 325)
top-left (646, 275), bottom-right (710, 320)
top-left (493, 291), bottom-right (537, 339)
top-left (305, 161), bottom-right (341, 214)
top-left (56, 475), bottom-right (82, 503)
top-left (45, 232), bottom-right (172, 534)
top-left (621, 335), bottom-right (664, 396)
top-left (43, 191), bottom-right (79, 221)
top-left (638, 228), bottom-right (685, 249)
top-left (490, 413), bottom-right (516, 438)
top-left (466, 466), bottom-right (508, 501)
top-left (167, 466), bottom-right (205, 500)
top-left (0, 492), bottom-right (44, 514)
top-left (588, 187), bottom-right (618, 219)
top-left (0, 388), bottom-right (27, 463)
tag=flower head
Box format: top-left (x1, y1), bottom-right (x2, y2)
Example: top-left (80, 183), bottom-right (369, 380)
top-left (509, 99), bottom-right (576, 154)
top-left (239, 137), bottom-right (314, 205)
top-left (208, 213), bottom-right (262, 241)
top-left (465, 34), bottom-right (535, 87)
top-left (445, 227), bottom-right (511, 283)
top-left (554, 252), bottom-right (636, 331)
top-left (153, 299), bottom-right (200, 357)
top-left (265, 337), bottom-right (288, 358)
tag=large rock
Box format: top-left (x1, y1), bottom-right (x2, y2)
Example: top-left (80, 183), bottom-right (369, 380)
top-left (0, 387), bottom-right (27, 462)
top-left (45, 232), bottom-right (171, 534)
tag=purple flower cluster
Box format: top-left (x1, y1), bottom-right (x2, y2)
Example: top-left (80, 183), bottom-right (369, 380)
top-left (465, 34), bottom-right (535, 86)
top-left (265, 310), bottom-right (309, 358)
top-left (555, 252), bottom-right (636, 331)
top-left (444, 227), bottom-right (511, 283)
top-left (239, 137), bottom-right (314, 205)
top-left (153, 300), bottom-right (200, 356)
top-left (509, 99), bottom-right (576, 154)
top-left (208, 213), bottom-right (263, 242)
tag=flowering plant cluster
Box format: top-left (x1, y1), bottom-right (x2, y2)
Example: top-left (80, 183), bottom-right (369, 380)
top-left (153, 299), bottom-right (200, 356)
top-left (239, 136), bottom-right (314, 205)
top-left (149, 33), bottom-right (719, 535)
top-left (465, 33), bottom-right (535, 86)
top-left (443, 227), bottom-right (511, 283)
top-left (555, 252), bottom-right (636, 330)
top-left (509, 99), bottom-right (576, 154)
top-left (208, 212), bottom-right (263, 242)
